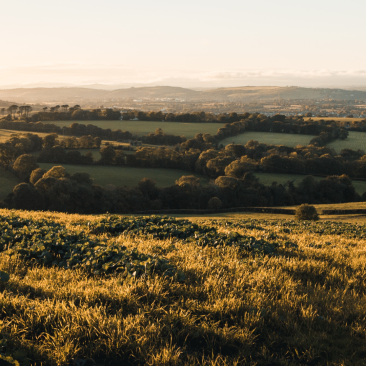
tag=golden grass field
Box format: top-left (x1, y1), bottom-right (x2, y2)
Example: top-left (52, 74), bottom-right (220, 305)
top-left (1, 208), bottom-right (366, 365)
top-left (0, 129), bottom-right (56, 143)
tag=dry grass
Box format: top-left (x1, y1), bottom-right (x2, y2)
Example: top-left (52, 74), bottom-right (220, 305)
top-left (0, 209), bottom-right (366, 365)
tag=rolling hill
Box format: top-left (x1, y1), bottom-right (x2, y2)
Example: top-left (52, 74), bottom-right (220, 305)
top-left (0, 86), bottom-right (366, 104)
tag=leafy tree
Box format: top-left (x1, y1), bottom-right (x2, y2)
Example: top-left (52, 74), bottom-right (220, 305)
top-left (11, 183), bottom-right (44, 210)
top-left (100, 145), bottom-right (116, 164)
top-left (175, 175), bottom-right (200, 188)
top-left (295, 204), bottom-right (319, 221)
top-left (29, 168), bottom-right (46, 185)
top-left (13, 154), bottom-right (38, 180)
top-left (71, 172), bottom-right (93, 185)
top-left (207, 197), bottom-right (222, 209)
top-left (138, 178), bottom-right (159, 200)
top-left (43, 166), bottom-right (70, 179)
top-left (43, 133), bottom-right (59, 148)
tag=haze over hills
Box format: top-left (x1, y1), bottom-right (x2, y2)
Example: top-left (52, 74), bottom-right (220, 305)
top-left (0, 86), bottom-right (366, 104)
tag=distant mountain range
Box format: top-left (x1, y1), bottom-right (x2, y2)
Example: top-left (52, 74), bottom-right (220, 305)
top-left (0, 86), bottom-right (365, 104)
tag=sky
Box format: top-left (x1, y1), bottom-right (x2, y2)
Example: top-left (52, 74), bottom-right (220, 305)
top-left (1, 0), bottom-right (366, 88)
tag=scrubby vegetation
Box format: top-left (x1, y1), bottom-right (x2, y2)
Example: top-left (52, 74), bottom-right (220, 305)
top-left (0, 209), bottom-right (366, 365)
top-left (295, 204), bottom-right (319, 221)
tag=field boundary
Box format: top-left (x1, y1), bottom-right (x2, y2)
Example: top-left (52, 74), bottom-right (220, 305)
top-left (135, 207), bottom-right (296, 215)
top-left (322, 209), bottom-right (366, 215)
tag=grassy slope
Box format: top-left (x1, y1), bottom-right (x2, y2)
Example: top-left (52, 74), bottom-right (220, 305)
top-left (221, 131), bottom-right (312, 147)
top-left (327, 131), bottom-right (366, 153)
top-left (38, 163), bottom-right (210, 187)
top-left (0, 167), bottom-right (21, 200)
top-left (1, 208), bottom-right (366, 365)
top-left (254, 172), bottom-right (366, 195)
top-left (43, 120), bottom-right (222, 138)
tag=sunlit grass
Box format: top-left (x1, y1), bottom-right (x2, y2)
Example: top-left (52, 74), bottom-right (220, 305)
top-left (0, 208), bottom-right (366, 364)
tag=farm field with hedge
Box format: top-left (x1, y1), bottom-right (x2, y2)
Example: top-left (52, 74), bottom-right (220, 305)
top-left (254, 172), bottom-right (366, 195)
top-left (37, 163), bottom-right (210, 188)
top-left (1, 208), bottom-right (366, 365)
top-left (0, 129), bottom-right (57, 143)
top-left (221, 131), bottom-right (312, 147)
top-left (43, 120), bottom-right (222, 138)
top-left (327, 131), bottom-right (366, 153)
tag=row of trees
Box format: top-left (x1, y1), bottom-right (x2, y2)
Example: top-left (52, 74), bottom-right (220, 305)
top-left (2, 163), bottom-right (361, 214)
top-left (2, 111), bottom-right (349, 148)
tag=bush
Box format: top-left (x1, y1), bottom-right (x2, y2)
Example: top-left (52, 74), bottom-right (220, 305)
top-left (295, 204), bottom-right (319, 221)
top-left (207, 197), bottom-right (222, 210)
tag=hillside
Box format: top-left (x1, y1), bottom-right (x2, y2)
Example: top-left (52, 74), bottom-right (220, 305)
top-left (1, 209), bottom-right (366, 365)
top-left (1, 86), bottom-right (366, 104)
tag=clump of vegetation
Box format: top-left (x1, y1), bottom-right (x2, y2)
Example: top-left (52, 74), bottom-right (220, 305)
top-left (207, 196), bottom-right (222, 209)
top-left (295, 203), bottom-right (319, 221)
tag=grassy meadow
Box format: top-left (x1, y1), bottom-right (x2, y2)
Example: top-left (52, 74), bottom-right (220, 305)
top-left (254, 172), bottom-right (366, 195)
top-left (327, 131), bottom-right (366, 153)
top-left (0, 129), bottom-right (58, 142)
top-left (44, 120), bottom-right (222, 138)
top-left (1, 209), bottom-right (366, 365)
top-left (37, 163), bottom-right (210, 187)
top-left (221, 132), bottom-right (312, 147)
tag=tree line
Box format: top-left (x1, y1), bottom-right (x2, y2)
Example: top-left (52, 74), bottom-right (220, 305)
top-left (3, 131), bottom-right (366, 183)
top-left (0, 111), bottom-right (349, 148)
top-left (1, 164), bottom-right (361, 214)
top-left (0, 131), bottom-right (364, 215)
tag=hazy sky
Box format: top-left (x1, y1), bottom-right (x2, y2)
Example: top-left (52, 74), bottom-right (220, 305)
top-left (1, 0), bottom-right (366, 88)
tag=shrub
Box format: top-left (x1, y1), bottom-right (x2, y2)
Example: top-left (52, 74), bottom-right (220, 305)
top-left (207, 197), bottom-right (222, 210)
top-left (295, 204), bottom-right (319, 221)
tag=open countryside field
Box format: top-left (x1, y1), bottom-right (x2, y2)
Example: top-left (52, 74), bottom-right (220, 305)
top-left (0, 167), bottom-right (21, 200)
top-left (0, 129), bottom-right (59, 142)
top-left (327, 131), bottom-right (366, 153)
top-left (255, 171), bottom-right (366, 195)
top-left (43, 120), bottom-right (222, 138)
top-left (2, 209), bottom-right (366, 364)
top-left (221, 131), bottom-right (313, 147)
top-left (38, 163), bottom-right (209, 187)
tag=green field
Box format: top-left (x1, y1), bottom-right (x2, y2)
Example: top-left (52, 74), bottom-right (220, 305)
top-left (255, 171), bottom-right (366, 195)
top-left (0, 167), bottom-right (21, 200)
top-left (38, 163), bottom-right (209, 187)
top-left (43, 120), bottom-right (222, 138)
top-left (327, 131), bottom-right (366, 152)
top-left (221, 131), bottom-right (313, 147)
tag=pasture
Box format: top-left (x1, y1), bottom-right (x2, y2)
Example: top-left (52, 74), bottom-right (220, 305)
top-left (0, 167), bottom-right (21, 200)
top-left (0, 129), bottom-right (56, 142)
top-left (254, 171), bottom-right (366, 195)
top-left (37, 163), bottom-right (210, 187)
top-left (43, 120), bottom-right (222, 138)
top-left (1, 209), bottom-right (366, 364)
top-left (221, 131), bottom-right (312, 147)
top-left (327, 131), bottom-right (366, 153)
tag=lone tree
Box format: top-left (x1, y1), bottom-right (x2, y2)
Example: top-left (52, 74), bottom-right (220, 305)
top-left (207, 197), bottom-right (222, 210)
top-left (295, 204), bottom-right (319, 221)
